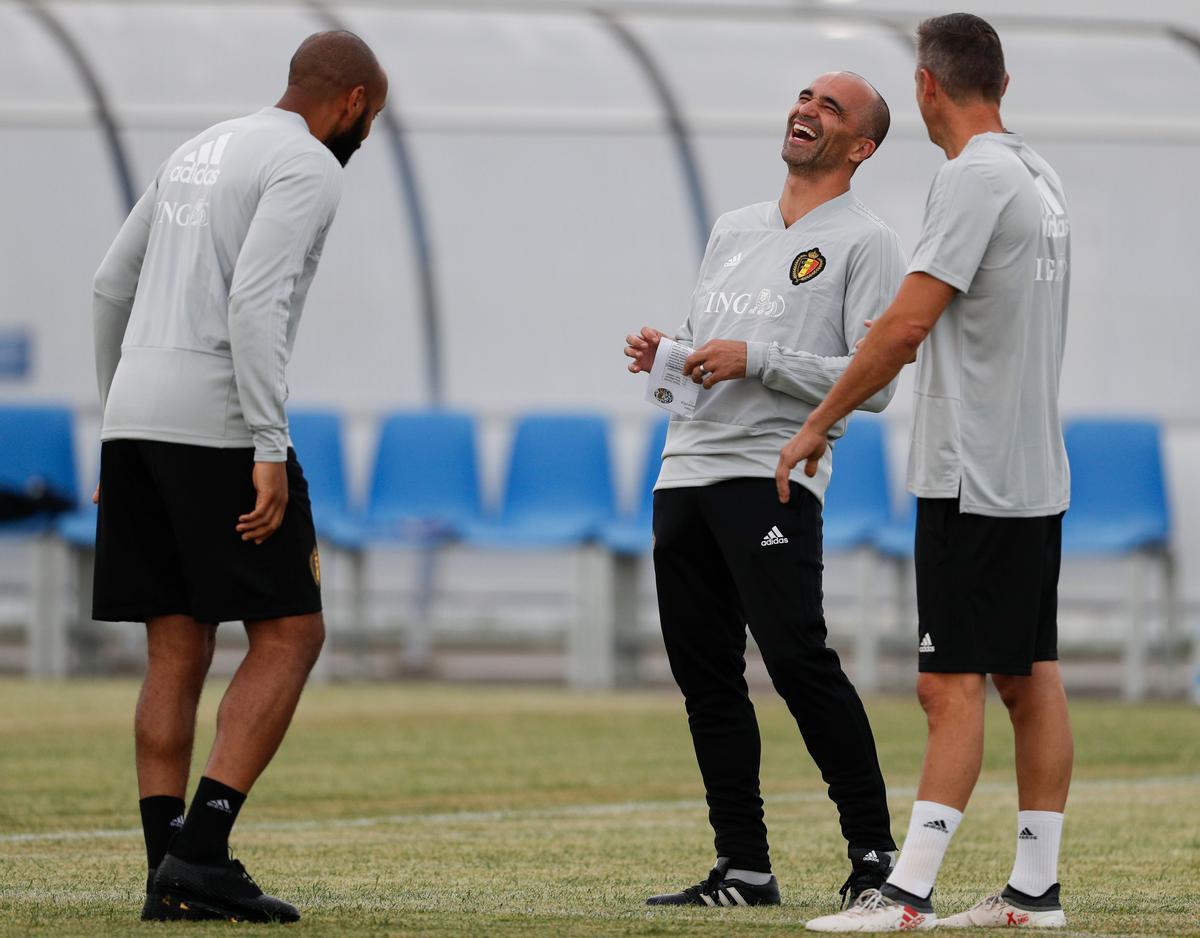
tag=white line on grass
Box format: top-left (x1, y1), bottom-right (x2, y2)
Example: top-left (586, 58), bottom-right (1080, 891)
top-left (2, 773), bottom-right (1197, 846)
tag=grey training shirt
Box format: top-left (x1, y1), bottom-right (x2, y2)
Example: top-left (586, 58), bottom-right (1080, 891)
top-left (907, 132), bottom-right (1071, 517)
top-left (93, 107), bottom-right (343, 462)
top-left (657, 192), bottom-right (905, 503)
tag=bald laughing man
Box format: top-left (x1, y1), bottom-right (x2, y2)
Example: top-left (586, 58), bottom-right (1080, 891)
top-left (90, 31), bottom-right (387, 923)
top-left (624, 71), bottom-right (905, 911)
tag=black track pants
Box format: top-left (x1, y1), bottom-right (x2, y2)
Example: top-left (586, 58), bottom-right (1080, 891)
top-left (652, 478), bottom-right (895, 873)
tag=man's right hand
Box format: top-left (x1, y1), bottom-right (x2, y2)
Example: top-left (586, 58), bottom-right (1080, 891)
top-left (624, 326), bottom-right (665, 374)
top-left (236, 461), bottom-right (289, 544)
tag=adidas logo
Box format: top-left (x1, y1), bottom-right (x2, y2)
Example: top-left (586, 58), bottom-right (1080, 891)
top-left (724, 252), bottom-right (743, 268)
top-left (205, 798), bottom-right (232, 813)
top-left (760, 525), bottom-right (789, 547)
top-left (168, 132), bottom-right (233, 186)
top-left (169, 814), bottom-right (185, 830)
top-left (923, 818), bottom-right (949, 832)
top-left (1019, 827), bottom-right (1038, 840)
top-left (863, 850), bottom-right (879, 863)
top-left (919, 632), bottom-right (936, 653)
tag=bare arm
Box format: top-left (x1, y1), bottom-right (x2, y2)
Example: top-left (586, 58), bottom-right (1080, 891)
top-left (774, 272), bottom-right (957, 500)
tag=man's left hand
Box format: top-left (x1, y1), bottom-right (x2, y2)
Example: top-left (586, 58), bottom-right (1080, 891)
top-left (776, 424), bottom-right (828, 502)
top-left (684, 340), bottom-right (747, 389)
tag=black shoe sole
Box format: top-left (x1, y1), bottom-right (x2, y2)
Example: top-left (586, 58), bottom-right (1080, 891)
top-left (646, 883), bottom-right (781, 907)
top-left (156, 887), bottom-right (294, 924)
top-left (140, 890), bottom-right (228, 922)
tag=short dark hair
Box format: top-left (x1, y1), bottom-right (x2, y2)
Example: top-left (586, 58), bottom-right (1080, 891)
top-left (838, 71), bottom-right (891, 148)
top-left (915, 13), bottom-right (1006, 104)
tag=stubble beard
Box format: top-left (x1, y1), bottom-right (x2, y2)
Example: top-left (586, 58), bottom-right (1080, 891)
top-left (781, 138), bottom-right (842, 177)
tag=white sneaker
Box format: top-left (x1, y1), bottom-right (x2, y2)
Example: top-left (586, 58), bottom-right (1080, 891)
top-left (939, 885), bottom-right (1066, 928)
top-left (806, 888), bottom-right (937, 932)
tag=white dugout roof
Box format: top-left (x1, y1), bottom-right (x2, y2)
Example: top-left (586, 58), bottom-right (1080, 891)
top-left (1, 0), bottom-right (1198, 422)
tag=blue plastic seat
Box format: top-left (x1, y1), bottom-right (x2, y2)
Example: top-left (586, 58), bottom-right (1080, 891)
top-left (1061, 418), bottom-right (1174, 701)
top-left (465, 413), bottom-right (616, 547)
top-left (55, 453), bottom-right (98, 549)
top-left (824, 418), bottom-right (891, 552)
top-left (0, 404), bottom-right (78, 537)
top-left (1062, 418), bottom-right (1170, 555)
top-left (603, 416), bottom-right (669, 556)
top-left (361, 410), bottom-right (482, 545)
top-left (57, 504), bottom-right (98, 547)
top-left (873, 496), bottom-right (917, 559)
top-left (288, 409), bottom-right (363, 548)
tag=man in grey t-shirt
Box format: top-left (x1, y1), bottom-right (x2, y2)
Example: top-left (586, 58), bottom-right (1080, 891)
top-left (787, 16), bottom-right (1072, 933)
top-left (625, 72), bottom-right (904, 910)
top-left (90, 31), bottom-right (386, 924)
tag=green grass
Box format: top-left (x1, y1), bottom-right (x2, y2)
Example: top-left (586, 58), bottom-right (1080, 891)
top-left (1, 680), bottom-right (1197, 936)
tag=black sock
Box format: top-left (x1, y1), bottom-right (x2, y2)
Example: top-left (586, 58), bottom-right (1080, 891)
top-left (882, 881), bottom-right (933, 904)
top-left (169, 777), bottom-right (247, 865)
top-left (139, 795), bottom-right (186, 871)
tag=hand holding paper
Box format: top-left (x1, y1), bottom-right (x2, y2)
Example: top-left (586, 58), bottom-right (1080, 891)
top-left (644, 337), bottom-right (700, 418)
top-left (624, 326), bottom-right (664, 374)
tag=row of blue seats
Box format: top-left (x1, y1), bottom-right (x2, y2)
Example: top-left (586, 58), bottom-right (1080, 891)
top-left (0, 405), bottom-right (1172, 559)
top-left (0, 407), bottom-right (662, 553)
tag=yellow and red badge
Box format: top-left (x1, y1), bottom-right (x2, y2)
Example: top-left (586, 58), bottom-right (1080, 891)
top-left (789, 248), bottom-right (826, 284)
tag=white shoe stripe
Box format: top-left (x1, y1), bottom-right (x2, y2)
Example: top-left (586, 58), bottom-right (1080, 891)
top-left (701, 894), bottom-right (716, 907)
top-left (728, 886), bottom-right (747, 906)
top-left (717, 891), bottom-right (731, 906)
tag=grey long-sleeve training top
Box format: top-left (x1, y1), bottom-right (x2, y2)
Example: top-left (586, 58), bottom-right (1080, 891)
top-left (657, 193), bottom-right (905, 504)
top-left (92, 107), bottom-right (343, 462)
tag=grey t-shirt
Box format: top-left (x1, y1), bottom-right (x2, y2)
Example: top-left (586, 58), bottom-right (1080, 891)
top-left (657, 192), bottom-right (905, 502)
top-left (92, 107), bottom-right (343, 462)
top-left (907, 132), bottom-right (1070, 517)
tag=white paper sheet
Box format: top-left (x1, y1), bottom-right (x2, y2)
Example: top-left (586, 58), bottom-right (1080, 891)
top-left (645, 337), bottom-right (700, 418)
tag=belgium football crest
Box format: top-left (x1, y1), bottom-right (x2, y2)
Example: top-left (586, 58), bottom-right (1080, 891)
top-left (789, 248), bottom-right (826, 284)
top-left (310, 545), bottom-right (321, 587)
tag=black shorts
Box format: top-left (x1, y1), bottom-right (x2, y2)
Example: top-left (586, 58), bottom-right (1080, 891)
top-left (914, 497), bottom-right (1062, 676)
top-left (93, 440), bottom-right (322, 625)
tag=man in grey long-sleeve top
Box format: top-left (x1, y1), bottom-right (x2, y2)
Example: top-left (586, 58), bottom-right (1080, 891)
top-left (90, 31), bottom-right (386, 924)
top-left (624, 71), bottom-right (903, 910)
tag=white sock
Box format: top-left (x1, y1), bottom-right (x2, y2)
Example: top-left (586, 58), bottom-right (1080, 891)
top-left (1008, 810), bottom-right (1063, 897)
top-left (718, 858), bottom-right (773, 885)
top-left (886, 800), bottom-right (963, 899)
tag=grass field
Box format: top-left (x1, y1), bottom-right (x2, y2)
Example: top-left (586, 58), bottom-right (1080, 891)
top-left (1, 680), bottom-right (1197, 937)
